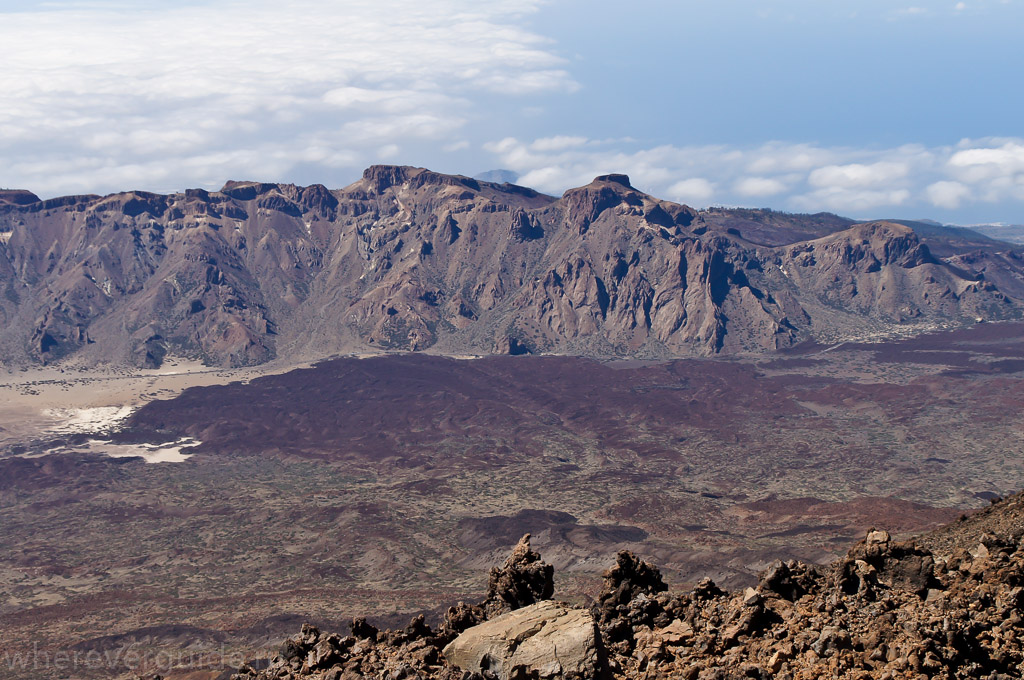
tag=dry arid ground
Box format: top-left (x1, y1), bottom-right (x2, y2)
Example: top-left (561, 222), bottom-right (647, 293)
top-left (3, 323), bottom-right (1024, 679)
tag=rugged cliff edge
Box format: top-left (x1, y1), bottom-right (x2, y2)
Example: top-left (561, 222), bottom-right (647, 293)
top-left (221, 491), bottom-right (1024, 680)
top-left (1, 167), bottom-right (1019, 367)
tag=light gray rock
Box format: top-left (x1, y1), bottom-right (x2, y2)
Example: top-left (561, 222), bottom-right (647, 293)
top-left (442, 600), bottom-right (605, 680)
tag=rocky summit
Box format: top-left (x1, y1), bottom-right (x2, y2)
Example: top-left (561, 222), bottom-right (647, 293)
top-left (223, 492), bottom-right (1024, 680)
top-left (0, 167), bottom-right (1021, 367)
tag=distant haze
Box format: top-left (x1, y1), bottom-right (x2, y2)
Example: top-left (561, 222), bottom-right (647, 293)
top-left (970, 224), bottom-right (1024, 244)
top-left (475, 170), bottom-right (520, 184)
top-left (0, 0), bottom-right (1023, 223)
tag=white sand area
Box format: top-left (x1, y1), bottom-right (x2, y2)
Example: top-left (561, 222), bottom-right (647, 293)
top-left (0, 355), bottom-right (312, 457)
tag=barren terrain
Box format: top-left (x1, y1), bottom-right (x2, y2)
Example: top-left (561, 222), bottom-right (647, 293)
top-left (2, 323), bottom-right (1024, 678)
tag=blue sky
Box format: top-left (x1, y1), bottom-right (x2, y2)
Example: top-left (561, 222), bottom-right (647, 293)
top-left (1, 0), bottom-right (1022, 224)
top-left (527, 1), bottom-right (1023, 146)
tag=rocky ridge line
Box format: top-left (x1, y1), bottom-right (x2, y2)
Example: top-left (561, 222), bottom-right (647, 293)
top-left (1, 166), bottom-right (1020, 368)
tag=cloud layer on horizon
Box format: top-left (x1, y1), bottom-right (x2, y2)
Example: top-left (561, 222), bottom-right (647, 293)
top-left (0, 0), bottom-right (571, 195)
top-left (484, 137), bottom-right (1024, 221)
top-left (0, 1), bottom-right (1023, 224)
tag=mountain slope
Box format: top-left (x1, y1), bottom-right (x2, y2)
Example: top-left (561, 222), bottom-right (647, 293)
top-left (0, 167), bottom-right (1020, 367)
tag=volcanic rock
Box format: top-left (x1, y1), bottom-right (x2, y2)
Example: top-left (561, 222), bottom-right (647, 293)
top-left (833, 529), bottom-right (937, 597)
top-left (233, 491), bottom-right (1024, 680)
top-left (483, 534), bottom-right (555, 615)
top-left (595, 550), bottom-right (668, 623)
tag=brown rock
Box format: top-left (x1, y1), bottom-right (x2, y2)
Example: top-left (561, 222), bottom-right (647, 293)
top-left (484, 534), bottom-right (554, 615)
top-left (657, 619), bottom-right (694, 645)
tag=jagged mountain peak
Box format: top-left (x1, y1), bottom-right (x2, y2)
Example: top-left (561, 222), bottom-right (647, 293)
top-left (219, 179), bottom-right (296, 200)
top-left (88, 190), bottom-right (171, 218)
top-left (559, 173), bottom-right (691, 237)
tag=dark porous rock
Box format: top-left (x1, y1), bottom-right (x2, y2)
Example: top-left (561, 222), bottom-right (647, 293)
top-left (349, 617), bottom-right (378, 640)
top-left (593, 551), bottom-right (675, 653)
top-left (483, 534), bottom-right (554, 615)
top-left (595, 550), bottom-right (668, 628)
top-left (835, 528), bottom-right (937, 597)
top-left (757, 559), bottom-right (821, 601)
top-left (690, 577), bottom-right (725, 601)
top-left (440, 602), bottom-right (486, 640)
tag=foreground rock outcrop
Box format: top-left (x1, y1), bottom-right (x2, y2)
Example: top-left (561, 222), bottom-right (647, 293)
top-left (230, 492), bottom-right (1024, 680)
top-left (230, 535), bottom-right (558, 680)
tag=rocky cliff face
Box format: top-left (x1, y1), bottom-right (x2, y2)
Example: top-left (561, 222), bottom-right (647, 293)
top-left (0, 167), bottom-right (1019, 367)
top-left (227, 491), bottom-right (1024, 680)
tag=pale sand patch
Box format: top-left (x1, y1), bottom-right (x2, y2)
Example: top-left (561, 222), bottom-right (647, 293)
top-left (78, 438), bottom-right (199, 464)
top-left (23, 437), bottom-right (200, 464)
top-left (41, 406), bottom-right (136, 435)
top-left (0, 355), bottom-right (315, 450)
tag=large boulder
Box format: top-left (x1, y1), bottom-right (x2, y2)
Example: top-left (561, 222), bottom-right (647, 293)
top-left (442, 601), bottom-right (606, 680)
top-left (833, 529), bottom-right (937, 597)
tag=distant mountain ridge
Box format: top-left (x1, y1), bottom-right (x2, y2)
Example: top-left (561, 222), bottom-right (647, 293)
top-left (970, 222), bottom-right (1024, 245)
top-left (0, 165), bottom-right (1021, 367)
top-left (473, 169), bottom-right (520, 184)
top-left (865, 218), bottom-right (1006, 258)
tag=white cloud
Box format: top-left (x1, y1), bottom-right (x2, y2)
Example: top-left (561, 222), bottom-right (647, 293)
top-left (667, 179), bottom-right (716, 206)
top-left (734, 177), bottom-right (788, 197)
top-left (927, 180), bottom-right (972, 209)
top-left (892, 6), bottom-right (929, 17)
top-left (484, 136), bottom-right (1024, 218)
top-left (746, 144), bottom-right (838, 174)
top-left (530, 136), bottom-right (589, 152)
top-left (0, 0), bottom-right (573, 196)
top-left (793, 188), bottom-right (911, 213)
top-left (808, 162), bottom-right (909, 189)
top-left (484, 138), bottom-right (522, 156)
top-left (519, 166), bottom-right (585, 191)
top-left (948, 141), bottom-right (1024, 182)
top-left (377, 144), bottom-right (401, 160)
top-left (1, 1), bottom-right (1022, 224)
